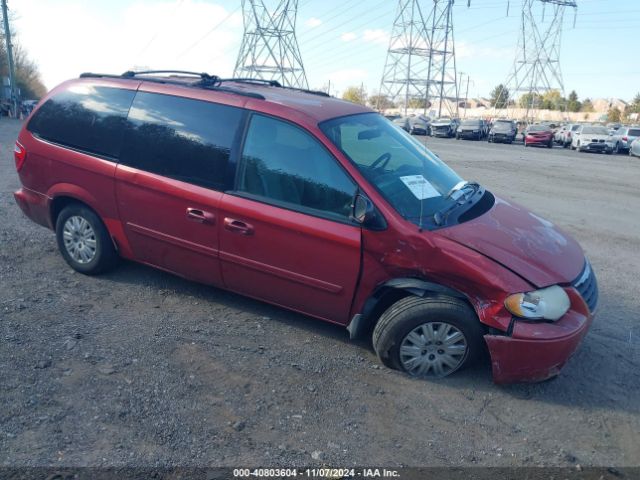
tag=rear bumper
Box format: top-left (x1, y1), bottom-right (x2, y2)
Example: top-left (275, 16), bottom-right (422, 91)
top-left (485, 288), bottom-right (594, 384)
top-left (14, 187), bottom-right (52, 229)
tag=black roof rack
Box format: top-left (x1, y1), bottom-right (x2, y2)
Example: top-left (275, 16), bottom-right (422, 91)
top-left (79, 71), bottom-right (332, 100)
top-left (79, 71), bottom-right (265, 100)
top-left (219, 78), bottom-right (331, 98)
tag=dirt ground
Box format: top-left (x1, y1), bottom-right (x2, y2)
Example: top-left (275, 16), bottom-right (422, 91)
top-left (1, 118), bottom-right (639, 468)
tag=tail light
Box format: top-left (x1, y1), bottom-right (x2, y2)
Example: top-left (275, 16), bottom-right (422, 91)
top-left (14, 141), bottom-right (26, 171)
top-left (622, 136), bottom-right (628, 142)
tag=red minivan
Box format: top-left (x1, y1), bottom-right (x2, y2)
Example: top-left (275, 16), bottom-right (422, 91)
top-left (13, 71), bottom-right (597, 383)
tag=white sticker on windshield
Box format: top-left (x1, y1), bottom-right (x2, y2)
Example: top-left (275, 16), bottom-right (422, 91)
top-left (399, 175), bottom-right (440, 200)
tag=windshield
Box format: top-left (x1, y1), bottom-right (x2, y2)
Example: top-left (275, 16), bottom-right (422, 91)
top-left (582, 126), bottom-right (608, 135)
top-left (320, 113), bottom-right (464, 228)
top-left (527, 125), bottom-right (550, 132)
top-left (461, 120), bottom-right (481, 127)
top-left (434, 118), bottom-right (451, 123)
top-left (493, 121), bottom-right (513, 131)
top-left (628, 129), bottom-right (640, 136)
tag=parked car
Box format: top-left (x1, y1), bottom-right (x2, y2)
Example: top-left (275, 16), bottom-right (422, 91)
top-left (409, 117), bottom-right (430, 136)
top-left (524, 125), bottom-right (553, 148)
top-left (609, 126), bottom-right (640, 154)
top-left (571, 125), bottom-right (612, 153)
top-left (554, 125), bottom-right (568, 144)
top-left (456, 119), bottom-right (486, 140)
top-left (630, 138), bottom-right (640, 157)
top-left (13, 70), bottom-right (597, 384)
top-left (560, 123), bottom-right (581, 148)
top-left (488, 119), bottom-right (517, 144)
top-left (430, 117), bottom-right (459, 138)
top-left (392, 116), bottom-right (411, 132)
top-left (606, 122), bottom-right (622, 134)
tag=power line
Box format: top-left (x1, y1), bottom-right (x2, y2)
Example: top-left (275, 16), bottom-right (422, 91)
top-left (177, 5), bottom-right (241, 60)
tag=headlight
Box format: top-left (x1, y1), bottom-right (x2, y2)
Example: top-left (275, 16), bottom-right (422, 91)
top-left (504, 285), bottom-right (570, 321)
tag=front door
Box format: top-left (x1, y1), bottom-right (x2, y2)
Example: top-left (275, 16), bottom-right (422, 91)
top-left (219, 114), bottom-right (361, 323)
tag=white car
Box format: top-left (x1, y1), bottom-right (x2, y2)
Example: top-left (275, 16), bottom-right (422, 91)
top-left (561, 123), bottom-right (581, 148)
top-left (571, 125), bottom-right (613, 153)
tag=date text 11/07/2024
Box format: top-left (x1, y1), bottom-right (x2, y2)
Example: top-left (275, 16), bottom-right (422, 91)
top-left (233, 468), bottom-right (400, 478)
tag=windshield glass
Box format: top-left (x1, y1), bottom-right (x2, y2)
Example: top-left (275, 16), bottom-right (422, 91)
top-left (628, 129), bottom-right (640, 136)
top-left (527, 125), bottom-right (550, 132)
top-left (582, 126), bottom-right (608, 135)
top-left (320, 113), bottom-right (463, 228)
top-left (434, 118), bottom-right (451, 123)
top-left (493, 121), bottom-right (513, 130)
top-left (461, 120), bottom-right (481, 126)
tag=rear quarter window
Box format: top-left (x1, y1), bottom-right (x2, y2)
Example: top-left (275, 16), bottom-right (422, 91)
top-left (27, 84), bottom-right (136, 158)
top-left (120, 91), bottom-right (243, 191)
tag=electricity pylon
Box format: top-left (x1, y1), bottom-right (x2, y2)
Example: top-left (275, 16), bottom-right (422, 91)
top-left (378, 0), bottom-right (462, 117)
top-left (502, 0), bottom-right (577, 119)
top-left (234, 0), bottom-right (308, 89)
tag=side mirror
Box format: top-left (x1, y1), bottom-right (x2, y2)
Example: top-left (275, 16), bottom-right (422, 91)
top-left (352, 194), bottom-right (386, 230)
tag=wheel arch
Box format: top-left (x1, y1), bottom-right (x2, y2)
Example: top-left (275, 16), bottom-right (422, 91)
top-left (347, 277), bottom-right (476, 340)
top-left (47, 183), bottom-right (106, 227)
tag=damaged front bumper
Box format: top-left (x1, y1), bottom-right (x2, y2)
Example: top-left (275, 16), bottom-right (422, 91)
top-left (484, 288), bottom-right (594, 384)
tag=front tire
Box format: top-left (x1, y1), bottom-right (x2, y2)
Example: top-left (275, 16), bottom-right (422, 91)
top-left (372, 296), bottom-right (484, 378)
top-left (55, 204), bottom-right (118, 275)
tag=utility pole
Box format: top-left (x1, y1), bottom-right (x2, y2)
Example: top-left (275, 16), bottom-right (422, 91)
top-left (234, 0), bottom-right (308, 89)
top-left (1, 0), bottom-right (18, 117)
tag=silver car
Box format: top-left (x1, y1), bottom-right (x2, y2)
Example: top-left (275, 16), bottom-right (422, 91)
top-left (630, 138), bottom-right (640, 157)
top-left (609, 126), bottom-right (640, 154)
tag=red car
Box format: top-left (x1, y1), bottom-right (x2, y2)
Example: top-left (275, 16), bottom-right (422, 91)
top-left (524, 125), bottom-right (554, 148)
top-left (13, 71), bottom-right (597, 383)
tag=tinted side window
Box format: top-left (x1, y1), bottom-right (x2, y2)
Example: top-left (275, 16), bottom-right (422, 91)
top-left (27, 84), bottom-right (135, 158)
top-left (121, 92), bottom-right (242, 191)
top-left (238, 115), bottom-right (357, 220)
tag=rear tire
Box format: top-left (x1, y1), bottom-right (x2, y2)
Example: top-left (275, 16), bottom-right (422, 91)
top-left (55, 204), bottom-right (119, 275)
top-left (372, 296), bottom-right (485, 378)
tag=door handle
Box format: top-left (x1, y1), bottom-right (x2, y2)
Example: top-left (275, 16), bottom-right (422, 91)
top-left (186, 208), bottom-right (215, 224)
top-left (224, 217), bottom-right (254, 235)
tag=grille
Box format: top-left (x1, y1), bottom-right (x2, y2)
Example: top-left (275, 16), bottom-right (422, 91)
top-left (572, 260), bottom-right (598, 312)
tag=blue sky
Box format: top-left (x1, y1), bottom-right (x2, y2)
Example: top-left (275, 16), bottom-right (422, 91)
top-left (12, 0), bottom-right (640, 102)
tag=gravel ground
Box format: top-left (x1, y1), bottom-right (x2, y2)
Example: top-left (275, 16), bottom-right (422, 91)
top-left (1, 119), bottom-right (639, 468)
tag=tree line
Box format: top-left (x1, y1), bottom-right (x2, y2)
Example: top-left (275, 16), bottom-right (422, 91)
top-left (340, 83), bottom-right (640, 123)
top-left (1, 18), bottom-right (47, 100)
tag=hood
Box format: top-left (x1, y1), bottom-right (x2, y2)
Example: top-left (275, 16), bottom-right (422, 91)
top-left (581, 134), bottom-right (609, 141)
top-left (436, 196), bottom-right (584, 288)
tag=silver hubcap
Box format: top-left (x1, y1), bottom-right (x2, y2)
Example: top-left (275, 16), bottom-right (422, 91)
top-left (399, 322), bottom-right (468, 378)
top-left (63, 216), bottom-right (97, 264)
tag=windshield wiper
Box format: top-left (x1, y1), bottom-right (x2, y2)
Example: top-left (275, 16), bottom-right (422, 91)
top-left (433, 181), bottom-right (481, 226)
